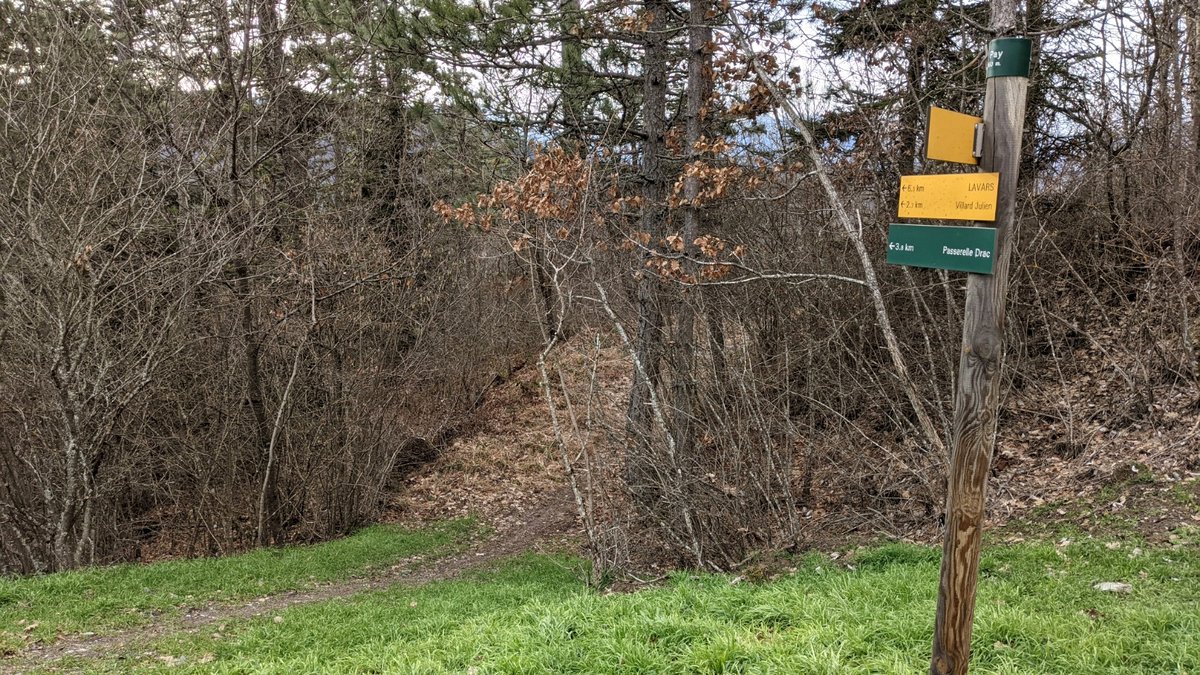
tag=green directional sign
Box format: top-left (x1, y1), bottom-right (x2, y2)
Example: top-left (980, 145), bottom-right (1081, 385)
top-left (986, 37), bottom-right (1032, 78)
top-left (886, 224), bottom-right (997, 274)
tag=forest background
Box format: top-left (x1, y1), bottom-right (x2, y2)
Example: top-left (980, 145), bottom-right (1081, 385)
top-left (1, 0), bottom-right (1196, 578)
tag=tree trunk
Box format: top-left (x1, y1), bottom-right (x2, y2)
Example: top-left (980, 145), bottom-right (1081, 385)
top-left (627, 0), bottom-right (669, 456)
top-left (1180, 0), bottom-right (1199, 378)
top-left (559, 0), bottom-right (586, 139)
top-left (670, 0), bottom-right (714, 462)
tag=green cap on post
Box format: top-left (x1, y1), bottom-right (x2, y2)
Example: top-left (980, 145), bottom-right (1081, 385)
top-left (986, 37), bottom-right (1031, 78)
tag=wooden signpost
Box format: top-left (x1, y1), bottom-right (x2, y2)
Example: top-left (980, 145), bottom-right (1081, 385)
top-left (928, 37), bottom-right (1032, 675)
top-left (882, 32), bottom-right (1033, 675)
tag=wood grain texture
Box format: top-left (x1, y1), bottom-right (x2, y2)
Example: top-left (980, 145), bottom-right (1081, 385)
top-left (929, 73), bottom-right (1029, 675)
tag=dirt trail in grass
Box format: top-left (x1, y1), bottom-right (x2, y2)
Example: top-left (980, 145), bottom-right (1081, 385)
top-left (3, 489), bottom-right (578, 672)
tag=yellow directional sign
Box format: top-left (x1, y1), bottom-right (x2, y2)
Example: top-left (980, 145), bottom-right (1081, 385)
top-left (926, 106), bottom-right (981, 165)
top-left (897, 172), bottom-right (1000, 221)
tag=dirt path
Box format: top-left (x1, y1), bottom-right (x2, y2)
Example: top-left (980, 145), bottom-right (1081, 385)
top-left (2, 490), bottom-right (578, 673)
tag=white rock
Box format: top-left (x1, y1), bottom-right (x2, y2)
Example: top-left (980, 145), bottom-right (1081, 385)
top-left (1093, 581), bottom-right (1132, 594)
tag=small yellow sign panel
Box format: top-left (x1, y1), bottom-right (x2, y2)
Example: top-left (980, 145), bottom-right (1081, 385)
top-left (926, 106), bottom-right (981, 165)
top-left (898, 172), bottom-right (999, 222)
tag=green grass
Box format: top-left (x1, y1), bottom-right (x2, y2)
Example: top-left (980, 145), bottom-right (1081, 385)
top-left (0, 519), bottom-right (478, 654)
top-left (69, 535), bottom-right (1200, 674)
top-left (1169, 480), bottom-right (1199, 508)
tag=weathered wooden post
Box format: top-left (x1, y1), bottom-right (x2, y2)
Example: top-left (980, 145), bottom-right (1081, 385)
top-left (929, 35), bottom-right (1032, 675)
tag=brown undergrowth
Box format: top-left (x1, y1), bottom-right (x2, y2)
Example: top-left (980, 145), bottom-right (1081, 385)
top-left (386, 321), bottom-right (1199, 569)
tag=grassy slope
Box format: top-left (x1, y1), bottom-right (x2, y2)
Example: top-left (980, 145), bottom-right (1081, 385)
top-left (66, 534), bottom-right (1200, 674)
top-left (0, 520), bottom-right (477, 654)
